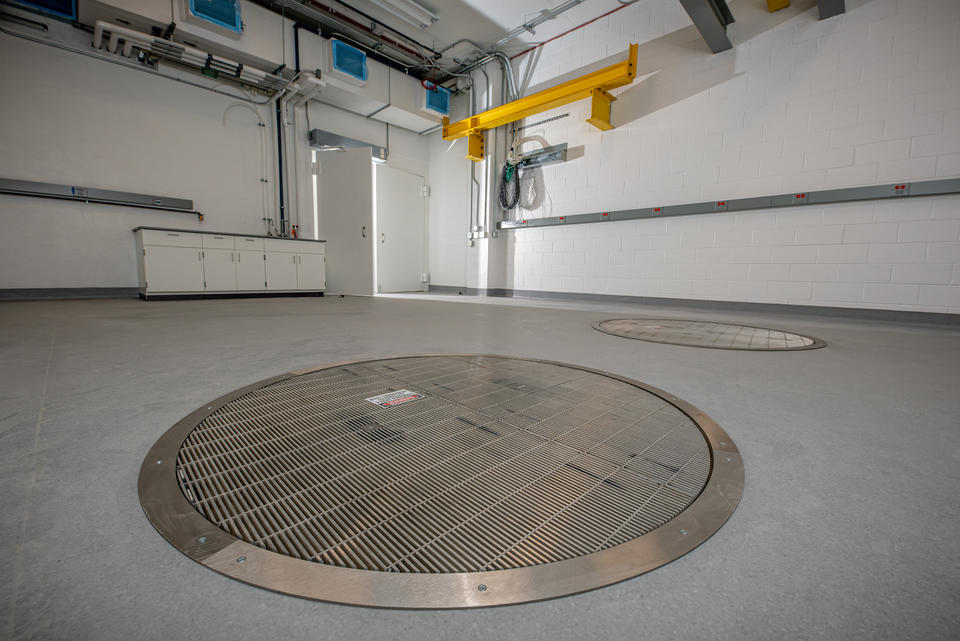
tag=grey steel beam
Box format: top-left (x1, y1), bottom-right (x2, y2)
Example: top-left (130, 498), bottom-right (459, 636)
top-left (678, 0), bottom-right (734, 54)
top-left (497, 178), bottom-right (960, 230)
top-left (0, 177), bottom-right (200, 216)
top-left (819, 0), bottom-right (845, 20)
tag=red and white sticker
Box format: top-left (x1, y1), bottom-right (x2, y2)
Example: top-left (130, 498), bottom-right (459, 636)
top-left (365, 389), bottom-right (424, 407)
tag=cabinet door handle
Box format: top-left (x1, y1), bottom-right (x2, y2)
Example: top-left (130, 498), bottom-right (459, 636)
top-left (198, 251), bottom-right (201, 261)
top-left (231, 253), bottom-right (234, 262)
top-left (361, 225), bottom-right (366, 238)
top-left (292, 254), bottom-right (296, 264)
top-left (236, 252), bottom-right (240, 262)
top-left (167, 233), bottom-right (180, 237)
top-left (380, 232), bottom-right (385, 244)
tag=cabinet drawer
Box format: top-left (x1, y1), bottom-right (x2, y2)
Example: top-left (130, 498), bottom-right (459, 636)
top-left (263, 238), bottom-right (325, 254)
top-left (264, 238), bottom-right (298, 253)
top-left (140, 229), bottom-right (203, 248)
top-left (236, 236), bottom-right (264, 251)
top-left (297, 242), bottom-right (326, 255)
top-left (202, 234), bottom-right (236, 250)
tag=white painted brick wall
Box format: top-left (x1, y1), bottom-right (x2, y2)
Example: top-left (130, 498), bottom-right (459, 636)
top-left (443, 0), bottom-right (960, 313)
top-left (505, 192), bottom-right (960, 312)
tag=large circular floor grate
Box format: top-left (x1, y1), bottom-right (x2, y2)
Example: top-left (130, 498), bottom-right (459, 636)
top-left (140, 355), bottom-right (743, 608)
top-left (594, 319), bottom-right (825, 350)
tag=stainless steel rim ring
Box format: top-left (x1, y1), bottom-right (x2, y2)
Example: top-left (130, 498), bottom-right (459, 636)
top-left (593, 318), bottom-right (827, 351)
top-left (138, 354), bottom-right (744, 609)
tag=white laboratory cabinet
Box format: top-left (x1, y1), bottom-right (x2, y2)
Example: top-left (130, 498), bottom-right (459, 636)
top-left (134, 227), bottom-right (325, 298)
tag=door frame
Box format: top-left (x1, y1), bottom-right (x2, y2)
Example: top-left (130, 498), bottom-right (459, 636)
top-left (373, 163), bottom-right (428, 294)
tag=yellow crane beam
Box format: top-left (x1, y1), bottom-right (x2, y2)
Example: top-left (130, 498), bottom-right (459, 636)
top-left (442, 43), bottom-right (639, 161)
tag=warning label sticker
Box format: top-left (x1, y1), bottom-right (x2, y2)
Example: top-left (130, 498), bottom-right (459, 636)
top-left (365, 389), bottom-right (424, 407)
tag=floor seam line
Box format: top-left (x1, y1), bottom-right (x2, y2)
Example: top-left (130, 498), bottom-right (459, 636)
top-left (5, 322), bottom-right (57, 641)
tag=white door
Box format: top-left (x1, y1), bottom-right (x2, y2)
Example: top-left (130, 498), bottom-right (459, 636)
top-left (265, 251), bottom-right (298, 290)
top-left (376, 165), bottom-right (426, 293)
top-left (297, 253), bottom-right (326, 290)
top-left (317, 147), bottom-right (374, 295)
top-left (236, 250), bottom-right (266, 290)
top-left (203, 249), bottom-right (237, 291)
top-left (143, 246), bottom-right (205, 292)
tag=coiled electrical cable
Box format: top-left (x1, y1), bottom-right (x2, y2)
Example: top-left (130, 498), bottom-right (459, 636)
top-left (498, 161), bottom-right (521, 210)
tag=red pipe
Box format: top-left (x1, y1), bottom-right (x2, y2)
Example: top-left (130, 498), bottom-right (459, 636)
top-left (510, 2), bottom-right (634, 60)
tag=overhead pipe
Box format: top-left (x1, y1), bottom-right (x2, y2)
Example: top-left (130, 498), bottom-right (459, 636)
top-left (509, 1), bottom-right (637, 61)
top-left (448, 51), bottom-right (518, 103)
top-left (93, 20), bottom-right (288, 92)
top-left (437, 0), bottom-right (588, 92)
top-left (328, 0), bottom-right (443, 58)
top-left (439, 37), bottom-right (485, 55)
top-left (490, 0), bottom-right (586, 50)
top-left (301, 0), bottom-right (434, 66)
top-left (2, 24), bottom-right (273, 105)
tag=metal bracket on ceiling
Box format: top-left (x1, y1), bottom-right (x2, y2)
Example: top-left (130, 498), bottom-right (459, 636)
top-left (677, 0), bottom-right (735, 54)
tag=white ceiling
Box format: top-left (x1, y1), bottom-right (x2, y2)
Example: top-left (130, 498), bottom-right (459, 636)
top-left (340, 0), bottom-right (645, 59)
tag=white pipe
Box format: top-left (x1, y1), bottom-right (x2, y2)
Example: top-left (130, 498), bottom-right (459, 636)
top-left (294, 78), bottom-right (325, 107)
top-left (278, 77), bottom-right (324, 237)
top-left (93, 21), bottom-right (106, 49)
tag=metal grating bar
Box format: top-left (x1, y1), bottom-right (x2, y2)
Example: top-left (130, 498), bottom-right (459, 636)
top-left (594, 319), bottom-right (825, 351)
top-left (175, 356), bottom-right (713, 573)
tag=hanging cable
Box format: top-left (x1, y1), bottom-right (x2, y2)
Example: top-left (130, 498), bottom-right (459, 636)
top-left (498, 161), bottom-right (521, 210)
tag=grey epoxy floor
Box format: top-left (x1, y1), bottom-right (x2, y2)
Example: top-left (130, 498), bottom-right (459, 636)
top-left (1, 295), bottom-right (958, 641)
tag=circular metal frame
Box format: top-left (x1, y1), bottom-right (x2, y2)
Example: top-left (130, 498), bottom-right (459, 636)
top-left (139, 355), bottom-right (744, 609)
top-left (593, 318), bottom-right (827, 351)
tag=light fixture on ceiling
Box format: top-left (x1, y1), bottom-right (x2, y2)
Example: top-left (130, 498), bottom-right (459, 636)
top-left (370, 0), bottom-right (438, 30)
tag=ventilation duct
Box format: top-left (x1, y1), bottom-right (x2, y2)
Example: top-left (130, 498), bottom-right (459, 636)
top-left (309, 129), bottom-right (388, 162)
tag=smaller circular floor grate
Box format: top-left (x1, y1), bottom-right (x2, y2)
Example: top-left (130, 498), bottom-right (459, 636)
top-left (139, 355), bottom-right (742, 608)
top-left (594, 319), bottom-right (825, 351)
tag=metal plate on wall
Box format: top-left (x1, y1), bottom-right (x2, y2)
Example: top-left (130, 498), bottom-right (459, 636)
top-left (139, 355), bottom-right (743, 608)
top-left (594, 319), bottom-right (826, 351)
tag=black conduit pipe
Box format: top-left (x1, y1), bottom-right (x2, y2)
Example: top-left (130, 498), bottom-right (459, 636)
top-left (275, 100), bottom-right (285, 236)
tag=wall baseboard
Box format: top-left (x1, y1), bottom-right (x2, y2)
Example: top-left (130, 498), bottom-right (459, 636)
top-left (428, 285), bottom-right (960, 326)
top-left (0, 288), bottom-right (140, 301)
top-left (140, 292), bottom-right (324, 301)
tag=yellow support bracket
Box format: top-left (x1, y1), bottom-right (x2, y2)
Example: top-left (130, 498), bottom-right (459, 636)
top-left (585, 88), bottom-right (616, 131)
top-left (767, 0), bottom-right (790, 11)
top-left (466, 131), bottom-right (485, 161)
top-left (442, 43), bottom-right (639, 161)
